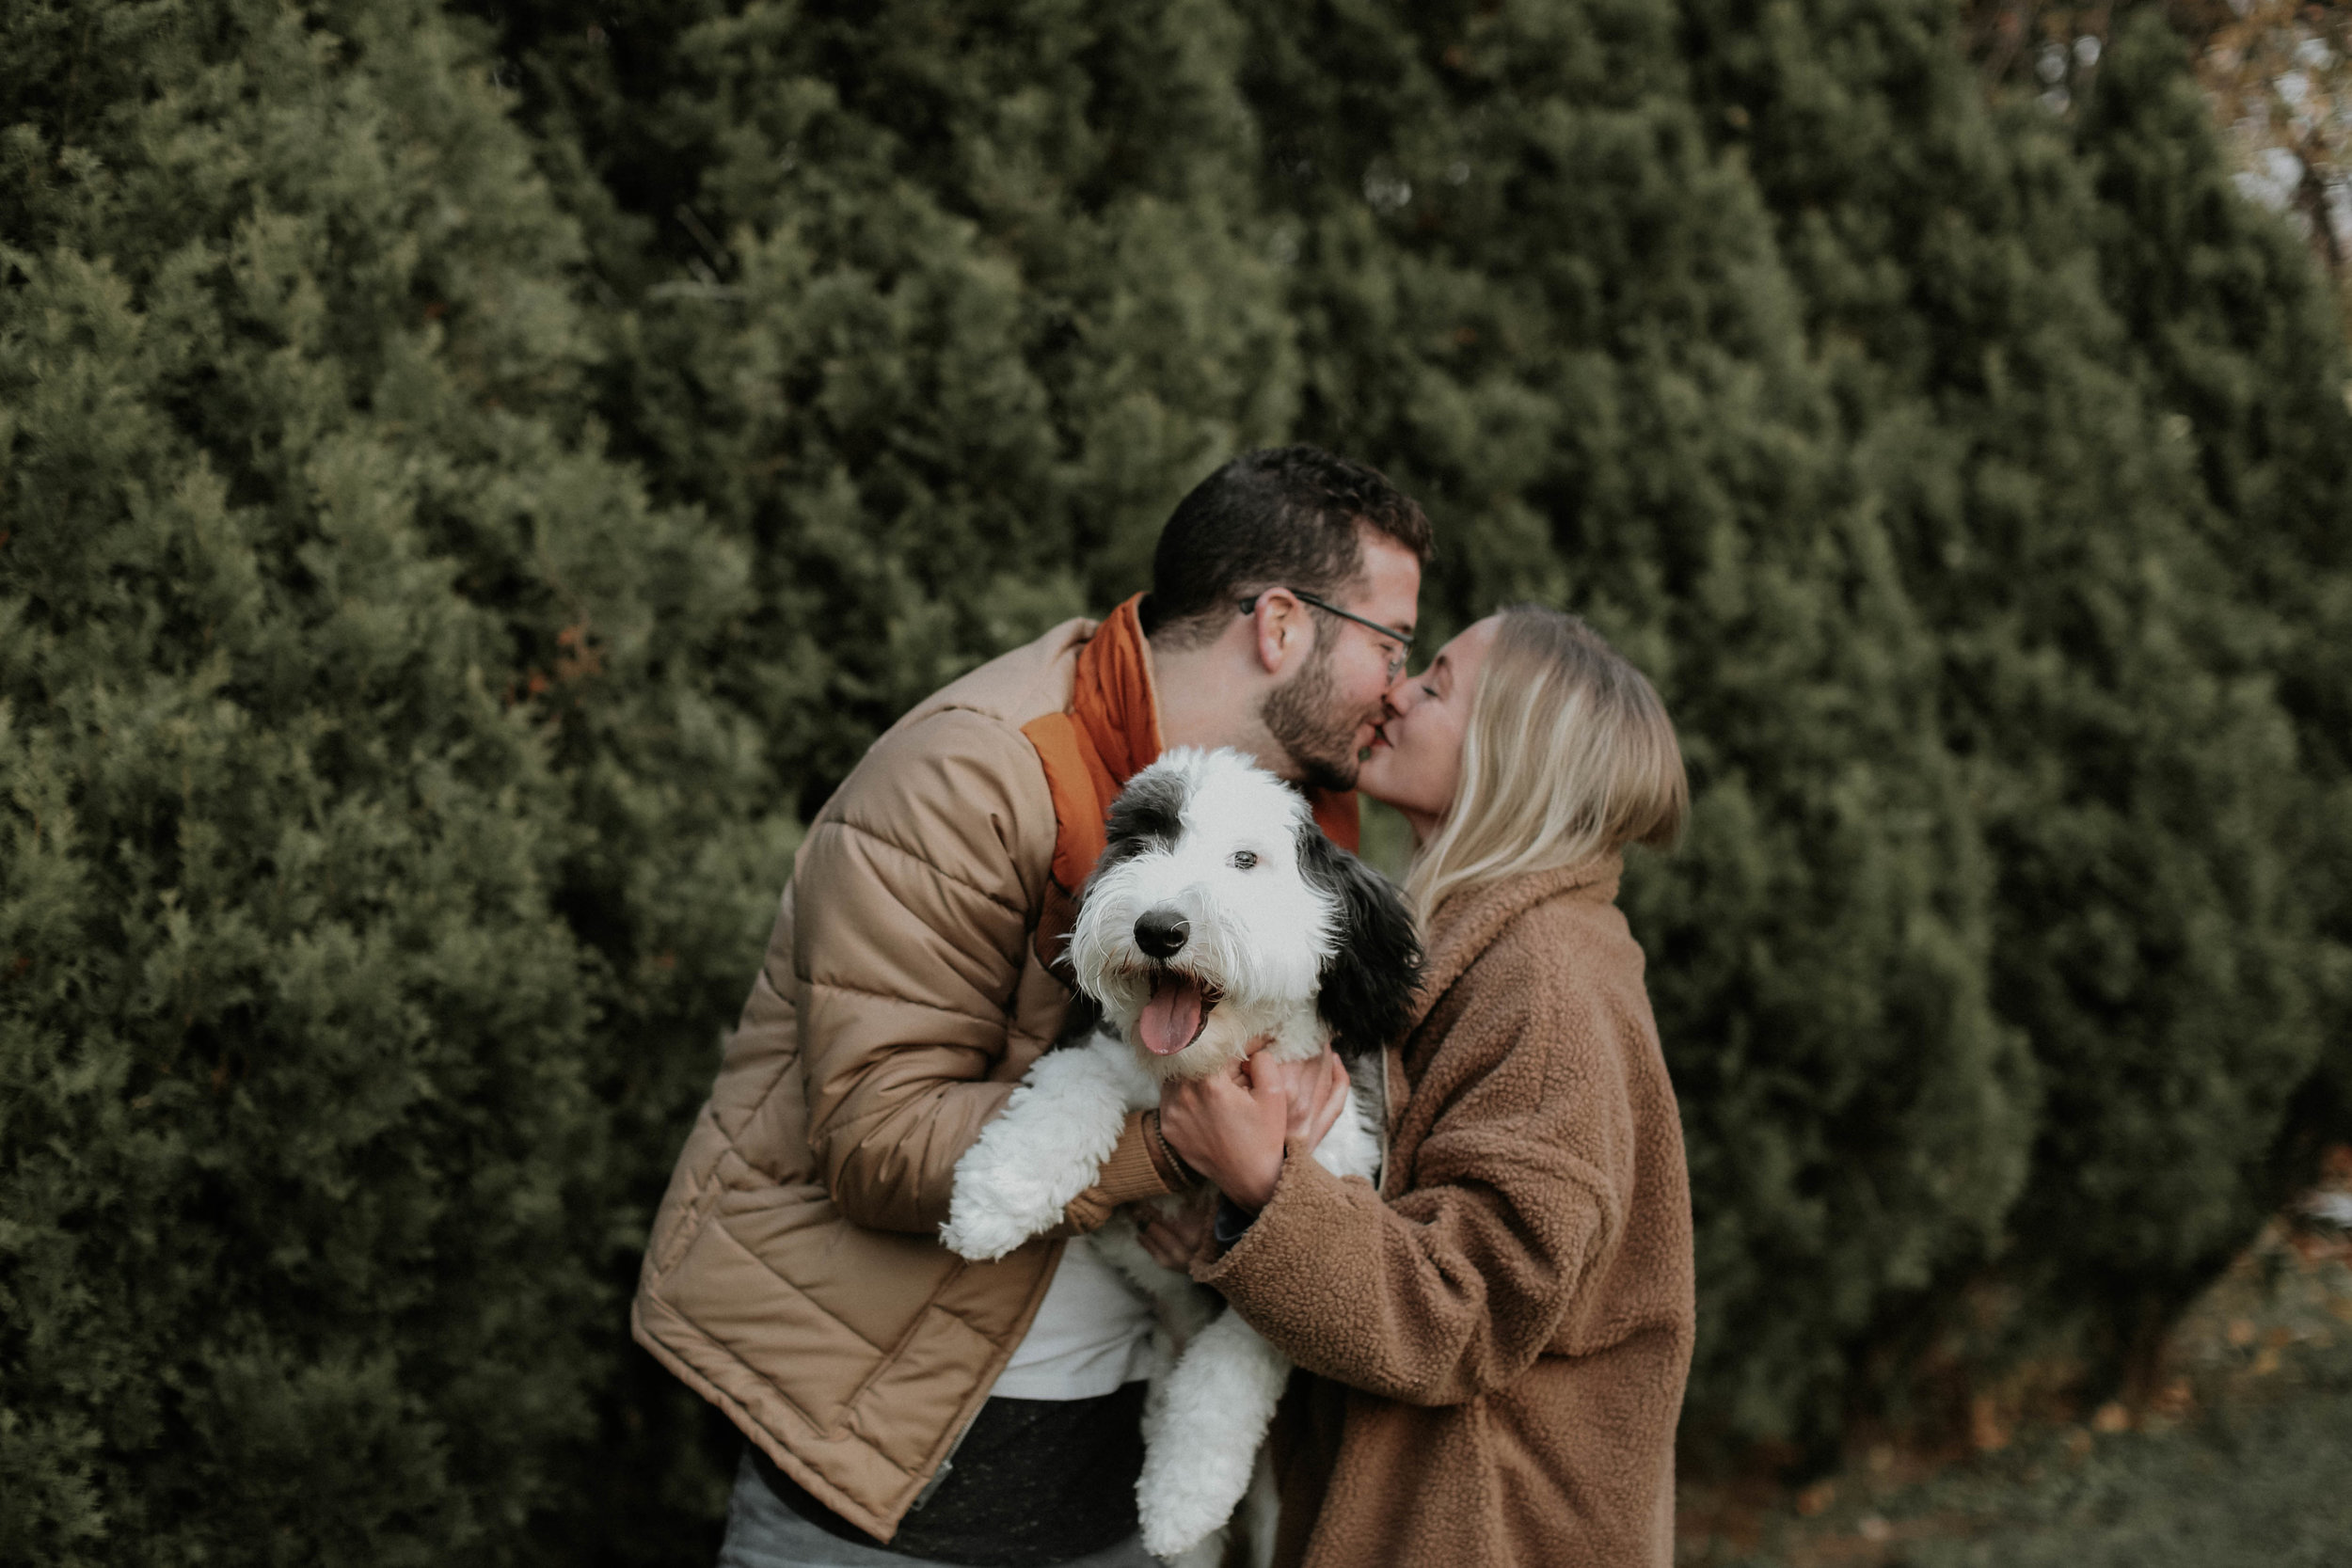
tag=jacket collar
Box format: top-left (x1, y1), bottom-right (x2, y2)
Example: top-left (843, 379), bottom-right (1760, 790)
top-left (1070, 593), bottom-right (1164, 787)
top-left (1404, 851), bottom-right (1624, 1036)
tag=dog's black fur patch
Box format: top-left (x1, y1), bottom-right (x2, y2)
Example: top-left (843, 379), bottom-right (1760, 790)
top-left (1096, 766), bottom-right (1187, 873)
top-left (1295, 826), bottom-right (1423, 1060)
top-left (1052, 988), bottom-right (1105, 1050)
top-left (1061, 769), bottom-right (1189, 1041)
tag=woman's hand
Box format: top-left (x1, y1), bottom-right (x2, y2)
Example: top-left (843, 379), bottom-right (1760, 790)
top-left (1274, 1048), bottom-right (1353, 1150)
top-left (1157, 1055), bottom-right (1286, 1209)
top-left (1157, 1042), bottom-right (1352, 1212)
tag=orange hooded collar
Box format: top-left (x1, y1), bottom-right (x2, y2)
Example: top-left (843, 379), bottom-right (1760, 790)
top-left (1021, 594), bottom-right (1360, 970)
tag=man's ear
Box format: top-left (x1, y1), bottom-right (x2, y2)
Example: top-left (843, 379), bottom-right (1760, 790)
top-left (1296, 823), bottom-right (1423, 1058)
top-left (1251, 591), bottom-right (1309, 677)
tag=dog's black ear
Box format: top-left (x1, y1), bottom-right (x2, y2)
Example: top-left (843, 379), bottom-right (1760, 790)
top-left (1296, 823), bottom-right (1423, 1059)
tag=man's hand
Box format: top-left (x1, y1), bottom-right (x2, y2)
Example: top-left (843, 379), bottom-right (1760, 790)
top-left (1157, 1042), bottom-right (1351, 1212)
top-left (1136, 1200), bottom-right (1214, 1271)
top-left (1157, 1056), bottom-right (1286, 1209)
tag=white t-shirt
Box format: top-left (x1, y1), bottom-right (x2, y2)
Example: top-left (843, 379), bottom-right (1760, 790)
top-left (990, 1235), bottom-right (1156, 1400)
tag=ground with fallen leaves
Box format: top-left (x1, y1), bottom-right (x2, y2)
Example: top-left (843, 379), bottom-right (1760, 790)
top-left (1676, 1149), bottom-right (2352, 1566)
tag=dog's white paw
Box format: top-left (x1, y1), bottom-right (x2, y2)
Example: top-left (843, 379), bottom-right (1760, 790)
top-left (1161, 1528), bottom-right (1228, 1568)
top-left (940, 1138), bottom-right (1073, 1259)
top-left (939, 1038), bottom-right (1136, 1261)
top-left (1136, 1310), bottom-right (1292, 1558)
top-left (937, 1200), bottom-right (1048, 1262)
top-left (1141, 1464), bottom-right (1250, 1560)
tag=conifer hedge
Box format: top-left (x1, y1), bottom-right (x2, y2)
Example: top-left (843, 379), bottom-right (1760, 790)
top-left (0, 1), bottom-right (785, 1560)
top-left (4, 0), bottom-right (2347, 1560)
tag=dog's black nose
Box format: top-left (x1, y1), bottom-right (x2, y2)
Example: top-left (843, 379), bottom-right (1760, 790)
top-left (1134, 907), bottom-right (1189, 960)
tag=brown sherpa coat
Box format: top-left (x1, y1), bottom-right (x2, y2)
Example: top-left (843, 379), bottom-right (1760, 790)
top-left (1196, 854), bottom-right (1694, 1568)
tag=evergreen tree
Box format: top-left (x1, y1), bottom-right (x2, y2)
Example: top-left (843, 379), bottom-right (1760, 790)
top-left (485, 0), bottom-right (1301, 816)
top-left (1235, 0), bottom-right (2035, 1451)
top-left (1682, 0), bottom-right (2344, 1405)
top-left (0, 1), bottom-right (781, 1560)
top-left (2076, 13), bottom-right (2352, 1199)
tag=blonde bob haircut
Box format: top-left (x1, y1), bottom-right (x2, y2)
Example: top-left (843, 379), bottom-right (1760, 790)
top-left (1404, 606), bottom-right (1689, 922)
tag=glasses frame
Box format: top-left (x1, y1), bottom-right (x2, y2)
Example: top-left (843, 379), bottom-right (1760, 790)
top-left (1239, 587), bottom-right (1415, 682)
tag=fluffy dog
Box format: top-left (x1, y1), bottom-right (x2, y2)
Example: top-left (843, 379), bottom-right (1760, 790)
top-left (941, 747), bottom-right (1422, 1563)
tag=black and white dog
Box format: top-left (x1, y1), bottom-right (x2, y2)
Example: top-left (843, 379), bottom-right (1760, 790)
top-left (941, 747), bottom-right (1422, 1563)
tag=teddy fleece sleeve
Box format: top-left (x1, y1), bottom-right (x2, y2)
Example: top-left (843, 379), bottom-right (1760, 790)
top-left (794, 708), bottom-right (1057, 1235)
top-left (1195, 947), bottom-right (1637, 1406)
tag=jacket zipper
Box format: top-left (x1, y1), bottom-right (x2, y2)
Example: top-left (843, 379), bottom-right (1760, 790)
top-left (910, 1408), bottom-right (978, 1513)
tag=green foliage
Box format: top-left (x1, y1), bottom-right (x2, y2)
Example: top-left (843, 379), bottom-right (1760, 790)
top-left (1680, 0), bottom-right (2352, 1397)
top-left (2074, 14), bottom-right (2352, 1188)
top-left (487, 0), bottom-right (1301, 813)
top-left (0, 0), bottom-right (784, 1560)
top-left (4, 0), bottom-right (2348, 1560)
top-left (1233, 0), bottom-right (2036, 1452)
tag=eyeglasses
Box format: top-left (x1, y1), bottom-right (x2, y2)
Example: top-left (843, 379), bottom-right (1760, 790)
top-left (1239, 588), bottom-right (1415, 682)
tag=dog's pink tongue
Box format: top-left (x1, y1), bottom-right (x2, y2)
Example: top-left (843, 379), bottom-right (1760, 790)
top-left (1138, 974), bottom-right (1205, 1056)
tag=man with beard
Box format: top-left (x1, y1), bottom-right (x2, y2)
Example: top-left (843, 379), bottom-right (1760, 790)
top-left (634, 447), bottom-right (1432, 1568)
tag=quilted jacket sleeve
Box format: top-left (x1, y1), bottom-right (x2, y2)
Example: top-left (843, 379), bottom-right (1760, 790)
top-left (793, 707), bottom-right (1059, 1234)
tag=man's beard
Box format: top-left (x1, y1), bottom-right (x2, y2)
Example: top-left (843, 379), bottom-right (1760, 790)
top-left (1261, 641), bottom-right (1368, 794)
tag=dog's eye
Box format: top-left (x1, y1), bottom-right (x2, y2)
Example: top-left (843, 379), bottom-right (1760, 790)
top-left (1230, 850), bottom-right (1258, 870)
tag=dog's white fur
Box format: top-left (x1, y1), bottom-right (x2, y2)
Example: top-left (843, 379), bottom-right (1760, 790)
top-left (940, 749), bottom-right (1386, 1563)
top-left (1073, 752), bottom-right (1341, 1082)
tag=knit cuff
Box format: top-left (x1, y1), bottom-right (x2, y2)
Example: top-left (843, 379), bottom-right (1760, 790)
top-left (1083, 1109), bottom-right (1185, 1212)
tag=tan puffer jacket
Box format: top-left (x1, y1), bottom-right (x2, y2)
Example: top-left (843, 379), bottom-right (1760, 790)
top-left (631, 617), bottom-right (1175, 1543)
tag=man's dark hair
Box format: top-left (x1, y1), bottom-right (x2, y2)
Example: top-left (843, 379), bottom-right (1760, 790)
top-left (1140, 446), bottom-right (1435, 648)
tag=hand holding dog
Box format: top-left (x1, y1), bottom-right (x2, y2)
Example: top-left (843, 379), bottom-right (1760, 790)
top-left (1136, 1200), bottom-right (1213, 1270)
top-left (1158, 1041), bottom-right (1350, 1212)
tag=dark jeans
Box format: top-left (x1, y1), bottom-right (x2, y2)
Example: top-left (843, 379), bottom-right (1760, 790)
top-left (720, 1387), bottom-right (1152, 1568)
top-left (717, 1455), bottom-right (1157, 1568)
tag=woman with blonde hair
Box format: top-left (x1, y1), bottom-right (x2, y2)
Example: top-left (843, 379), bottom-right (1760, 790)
top-left (1151, 604), bottom-right (1695, 1568)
